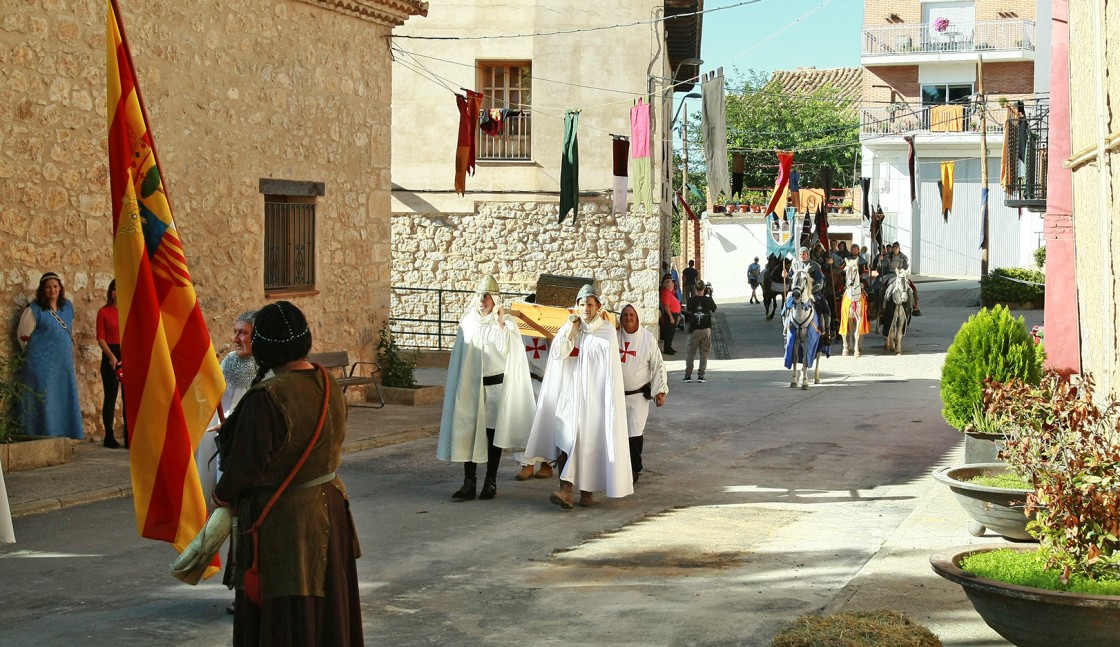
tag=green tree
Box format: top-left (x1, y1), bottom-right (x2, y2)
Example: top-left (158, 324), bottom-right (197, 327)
top-left (680, 69), bottom-right (861, 205)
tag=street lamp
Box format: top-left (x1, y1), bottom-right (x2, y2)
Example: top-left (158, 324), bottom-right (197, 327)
top-left (672, 92), bottom-right (702, 127)
top-left (671, 57), bottom-right (704, 91)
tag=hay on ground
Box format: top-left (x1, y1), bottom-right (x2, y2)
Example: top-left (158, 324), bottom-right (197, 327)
top-left (770, 609), bottom-right (942, 647)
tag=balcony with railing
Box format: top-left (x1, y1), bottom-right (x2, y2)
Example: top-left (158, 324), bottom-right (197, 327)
top-left (860, 103), bottom-right (1003, 137)
top-left (1004, 101), bottom-right (1048, 211)
top-left (476, 111), bottom-right (532, 161)
top-left (861, 20), bottom-right (1035, 63)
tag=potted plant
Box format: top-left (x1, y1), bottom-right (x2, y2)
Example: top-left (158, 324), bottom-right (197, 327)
top-left (376, 327), bottom-right (444, 406)
top-left (940, 305), bottom-right (1044, 462)
top-left (932, 370), bottom-right (1120, 647)
top-left (713, 194), bottom-right (726, 213)
top-left (841, 199), bottom-right (854, 214)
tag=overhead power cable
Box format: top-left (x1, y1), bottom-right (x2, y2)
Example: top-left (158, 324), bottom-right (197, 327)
top-left (391, 0), bottom-right (763, 40)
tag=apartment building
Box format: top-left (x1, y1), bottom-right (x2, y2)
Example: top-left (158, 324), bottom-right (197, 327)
top-left (860, 0), bottom-right (1049, 276)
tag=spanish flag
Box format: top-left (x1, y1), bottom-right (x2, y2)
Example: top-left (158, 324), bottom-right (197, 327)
top-left (107, 1), bottom-right (224, 571)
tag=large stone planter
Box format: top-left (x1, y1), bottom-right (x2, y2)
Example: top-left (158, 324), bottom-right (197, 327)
top-left (932, 463), bottom-right (1034, 540)
top-left (1, 436), bottom-right (73, 472)
top-left (931, 546), bottom-right (1120, 647)
top-left (378, 385), bottom-right (444, 406)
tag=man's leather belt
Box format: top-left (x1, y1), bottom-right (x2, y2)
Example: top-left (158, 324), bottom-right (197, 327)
top-left (483, 373), bottom-right (504, 386)
top-left (624, 382), bottom-right (653, 399)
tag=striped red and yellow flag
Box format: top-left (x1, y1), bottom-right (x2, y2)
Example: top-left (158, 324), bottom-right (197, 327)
top-left (107, 0), bottom-right (224, 572)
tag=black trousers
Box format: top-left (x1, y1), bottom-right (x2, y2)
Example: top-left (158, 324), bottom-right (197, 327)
top-left (463, 428), bottom-right (502, 481)
top-left (99, 344), bottom-right (127, 445)
top-left (659, 316), bottom-right (676, 351)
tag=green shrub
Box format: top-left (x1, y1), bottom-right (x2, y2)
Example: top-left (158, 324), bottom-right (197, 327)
top-left (1033, 246), bottom-right (1046, 270)
top-left (980, 267), bottom-right (1045, 306)
top-left (0, 352), bottom-right (36, 444)
top-left (940, 305), bottom-right (1043, 430)
top-left (377, 327), bottom-right (417, 388)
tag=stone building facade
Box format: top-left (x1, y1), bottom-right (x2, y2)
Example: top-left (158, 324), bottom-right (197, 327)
top-left (0, 0), bottom-right (426, 435)
top-left (389, 0), bottom-right (703, 340)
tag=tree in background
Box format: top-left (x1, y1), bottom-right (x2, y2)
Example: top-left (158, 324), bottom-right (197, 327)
top-left (678, 69), bottom-right (861, 210)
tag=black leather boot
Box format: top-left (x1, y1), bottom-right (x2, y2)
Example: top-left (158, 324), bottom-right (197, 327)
top-left (452, 477), bottom-right (476, 501)
top-left (479, 477), bottom-right (497, 500)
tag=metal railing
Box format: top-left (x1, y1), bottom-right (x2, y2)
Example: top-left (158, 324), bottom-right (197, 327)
top-left (477, 111), bottom-right (532, 161)
top-left (389, 286), bottom-right (534, 349)
top-left (859, 104), bottom-right (1005, 136)
top-left (1005, 101), bottom-right (1049, 211)
top-left (862, 19), bottom-right (1035, 57)
top-left (264, 201), bottom-right (315, 290)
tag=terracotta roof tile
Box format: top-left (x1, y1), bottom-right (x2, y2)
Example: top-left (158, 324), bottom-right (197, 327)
top-left (769, 67), bottom-right (863, 109)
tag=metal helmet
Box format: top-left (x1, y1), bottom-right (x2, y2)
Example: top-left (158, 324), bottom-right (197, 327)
top-left (474, 274), bottom-right (500, 296)
top-left (576, 283), bottom-right (599, 303)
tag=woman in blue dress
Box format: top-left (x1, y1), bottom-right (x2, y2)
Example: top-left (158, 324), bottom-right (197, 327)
top-left (16, 272), bottom-right (84, 439)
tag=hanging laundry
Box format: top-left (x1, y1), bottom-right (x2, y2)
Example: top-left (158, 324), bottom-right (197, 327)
top-left (630, 99), bottom-right (653, 212)
top-left (940, 161), bottom-right (955, 221)
top-left (789, 169), bottom-right (801, 211)
top-left (454, 90), bottom-right (483, 196)
top-left (765, 151), bottom-right (794, 217)
top-left (676, 190), bottom-right (697, 221)
top-left (559, 110), bottom-right (580, 223)
top-left (860, 177), bottom-right (871, 220)
top-left (701, 70), bottom-right (732, 201)
top-left (480, 108), bottom-right (518, 136)
top-left (612, 136), bottom-right (630, 215)
top-left (731, 153), bottom-right (746, 198)
top-left (904, 136), bottom-right (916, 204)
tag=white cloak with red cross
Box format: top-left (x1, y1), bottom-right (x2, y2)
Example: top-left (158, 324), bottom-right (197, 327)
top-left (617, 302), bottom-right (668, 438)
top-left (523, 315), bottom-right (633, 498)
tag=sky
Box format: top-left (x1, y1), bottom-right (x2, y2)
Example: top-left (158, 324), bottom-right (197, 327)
top-left (697, 0), bottom-right (863, 82)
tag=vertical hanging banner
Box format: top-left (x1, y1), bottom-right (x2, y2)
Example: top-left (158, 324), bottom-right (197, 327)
top-left (701, 69), bottom-right (731, 201)
top-left (765, 151), bottom-right (794, 217)
top-left (611, 136), bottom-right (630, 215)
top-left (730, 153), bottom-right (745, 198)
top-left (767, 208), bottom-right (797, 259)
top-left (106, 0), bottom-right (224, 569)
top-left (629, 98), bottom-right (652, 212)
top-left (559, 110), bottom-right (580, 223)
top-left (940, 161), bottom-right (955, 221)
top-left (454, 90), bottom-right (483, 195)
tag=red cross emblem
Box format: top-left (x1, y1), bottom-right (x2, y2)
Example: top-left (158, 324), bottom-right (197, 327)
top-left (620, 341), bottom-right (637, 364)
top-left (569, 347), bottom-right (579, 357)
top-left (525, 338), bottom-right (547, 359)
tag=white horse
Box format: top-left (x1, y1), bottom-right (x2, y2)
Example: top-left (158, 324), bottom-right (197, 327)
top-left (839, 262), bottom-right (868, 357)
top-left (783, 267), bottom-right (824, 389)
top-left (882, 267), bottom-right (913, 354)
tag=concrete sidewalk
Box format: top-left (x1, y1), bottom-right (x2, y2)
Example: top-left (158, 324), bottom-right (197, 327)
top-left (4, 400), bottom-right (444, 518)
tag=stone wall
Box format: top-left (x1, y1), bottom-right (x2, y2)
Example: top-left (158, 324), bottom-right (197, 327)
top-left (390, 199), bottom-right (662, 347)
top-left (0, 0), bottom-right (411, 435)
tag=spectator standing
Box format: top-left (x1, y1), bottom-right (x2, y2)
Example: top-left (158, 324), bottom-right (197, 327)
top-left (16, 272), bottom-right (83, 439)
top-left (747, 257), bottom-right (762, 304)
top-left (96, 280), bottom-right (126, 448)
top-left (682, 280), bottom-right (717, 384)
top-left (682, 260), bottom-right (699, 300)
top-left (658, 274), bottom-right (681, 355)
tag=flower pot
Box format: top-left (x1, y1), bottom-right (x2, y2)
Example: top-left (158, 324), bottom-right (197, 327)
top-left (964, 431), bottom-right (1005, 464)
top-left (932, 463), bottom-right (1034, 540)
top-left (378, 384), bottom-right (445, 406)
top-left (931, 546), bottom-right (1120, 647)
top-left (738, 204), bottom-right (749, 213)
top-left (713, 205), bottom-right (725, 213)
top-left (752, 205), bottom-right (762, 213)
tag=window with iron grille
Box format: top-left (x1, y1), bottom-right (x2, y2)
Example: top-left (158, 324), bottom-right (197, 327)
top-left (263, 194), bottom-right (316, 292)
top-left (477, 61), bottom-right (532, 161)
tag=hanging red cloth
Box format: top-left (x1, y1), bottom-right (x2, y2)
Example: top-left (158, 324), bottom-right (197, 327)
top-left (454, 90), bottom-right (483, 196)
top-left (765, 151), bottom-right (794, 217)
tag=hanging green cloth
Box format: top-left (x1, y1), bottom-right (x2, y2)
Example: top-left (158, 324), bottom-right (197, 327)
top-left (560, 110), bottom-right (580, 223)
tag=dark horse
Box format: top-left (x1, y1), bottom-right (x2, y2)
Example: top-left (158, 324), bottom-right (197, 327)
top-left (759, 254), bottom-right (790, 320)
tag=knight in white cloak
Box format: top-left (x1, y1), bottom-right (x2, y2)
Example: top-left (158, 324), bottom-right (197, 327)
top-left (523, 284), bottom-right (633, 509)
top-left (437, 274), bottom-right (536, 501)
top-left (512, 329), bottom-right (554, 481)
top-left (617, 302), bottom-right (668, 484)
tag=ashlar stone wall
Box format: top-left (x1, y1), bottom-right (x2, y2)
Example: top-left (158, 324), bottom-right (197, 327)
top-left (391, 199), bottom-right (663, 346)
top-left (0, 0), bottom-right (406, 434)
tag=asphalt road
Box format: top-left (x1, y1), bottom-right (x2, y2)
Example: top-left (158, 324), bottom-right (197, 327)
top-left (0, 296), bottom-right (1041, 646)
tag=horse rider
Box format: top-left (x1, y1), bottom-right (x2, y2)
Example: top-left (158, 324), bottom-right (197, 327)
top-left (786, 246), bottom-right (829, 319)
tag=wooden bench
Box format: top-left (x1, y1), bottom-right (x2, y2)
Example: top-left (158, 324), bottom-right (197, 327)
top-left (307, 351), bottom-right (384, 408)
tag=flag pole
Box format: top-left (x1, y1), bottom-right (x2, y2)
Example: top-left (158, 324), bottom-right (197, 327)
top-left (108, 0), bottom-right (175, 216)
